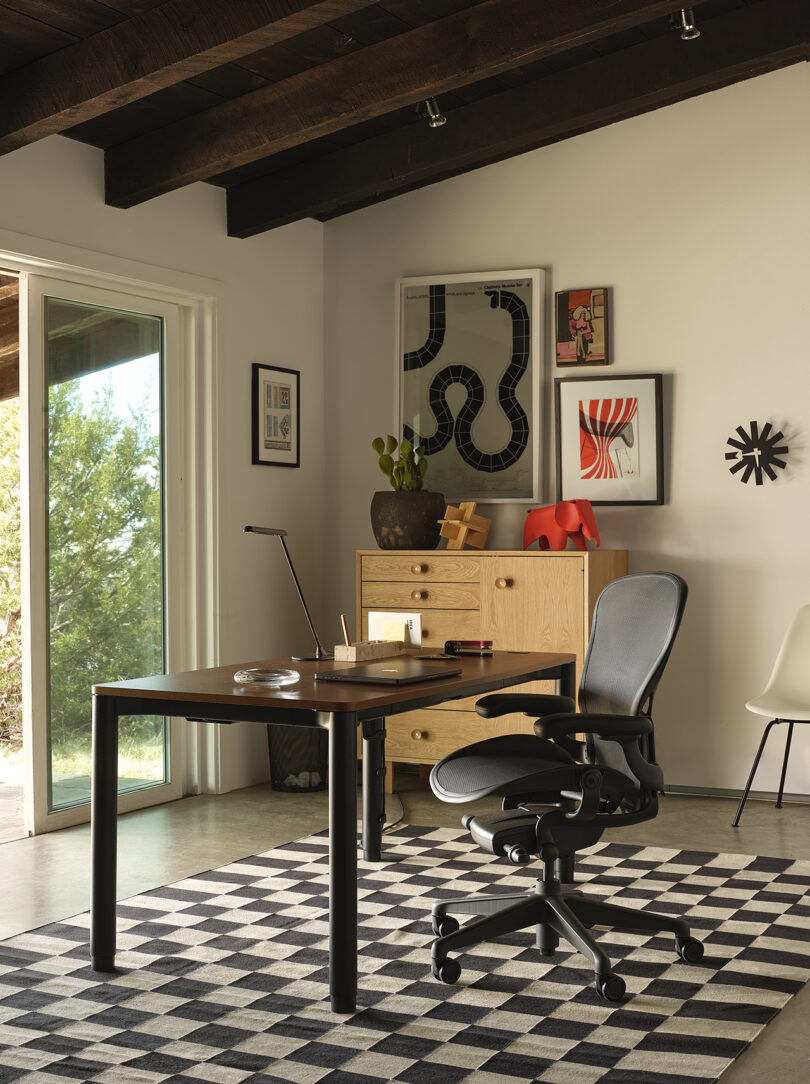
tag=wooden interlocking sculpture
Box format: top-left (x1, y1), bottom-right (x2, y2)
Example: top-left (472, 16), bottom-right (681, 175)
top-left (437, 502), bottom-right (491, 550)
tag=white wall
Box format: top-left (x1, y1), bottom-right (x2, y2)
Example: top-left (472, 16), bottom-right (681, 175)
top-left (323, 65), bottom-right (810, 795)
top-left (0, 136), bottom-right (326, 793)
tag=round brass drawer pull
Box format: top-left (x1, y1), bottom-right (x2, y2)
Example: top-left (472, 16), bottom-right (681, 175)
top-left (411, 729), bottom-right (426, 741)
top-left (411, 564), bottom-right (427, 575)
top-left (411, 590), bottom-right (427, 600)
top-left (495, 577), bottom-right (513, 589)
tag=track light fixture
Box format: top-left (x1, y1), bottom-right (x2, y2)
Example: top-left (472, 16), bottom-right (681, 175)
top-left (424, 98), bottom-right (447, 128)
top-left (674, 7), bottom-right (700, 40)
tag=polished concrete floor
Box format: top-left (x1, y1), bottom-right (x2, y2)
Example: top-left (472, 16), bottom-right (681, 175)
top-left (0, 782), bottom-right (23, 844)
top-left (2, 774), bottom-right (809, 1083)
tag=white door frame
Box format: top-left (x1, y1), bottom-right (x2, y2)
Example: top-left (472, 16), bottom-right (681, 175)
top-left (16, 265), bottom-right (219, 834)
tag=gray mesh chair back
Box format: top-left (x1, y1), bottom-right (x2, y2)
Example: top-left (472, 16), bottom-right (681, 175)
top-left (578, 572), bottom-right (687, 776)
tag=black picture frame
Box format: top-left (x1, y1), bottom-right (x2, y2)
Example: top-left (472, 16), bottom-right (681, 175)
top-left (251, 363), bottom-right (300, 468)
top-left (555, 372), bottom-right (663, 505)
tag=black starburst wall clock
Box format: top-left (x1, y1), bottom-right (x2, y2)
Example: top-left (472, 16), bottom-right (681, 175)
top-left (725, 421), bottom-right (789, 485)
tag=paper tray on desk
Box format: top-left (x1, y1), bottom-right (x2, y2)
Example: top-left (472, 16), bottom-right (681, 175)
top-left (333, 640), bottom-right (406, 662)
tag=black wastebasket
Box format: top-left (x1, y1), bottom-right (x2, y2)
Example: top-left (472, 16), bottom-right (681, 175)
top-left (267, 725), bottom-right (327, 792)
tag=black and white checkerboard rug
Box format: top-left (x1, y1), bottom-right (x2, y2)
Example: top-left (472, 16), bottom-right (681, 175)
top-left (1, 825), bottom-right (809, 1084)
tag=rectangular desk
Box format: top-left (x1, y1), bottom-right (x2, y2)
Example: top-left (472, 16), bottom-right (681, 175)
top-left (91, 650), bottom-right (576, 1013)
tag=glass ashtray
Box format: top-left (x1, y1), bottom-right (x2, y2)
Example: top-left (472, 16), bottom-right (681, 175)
top-left (233, 667), bottom-right (300, 687)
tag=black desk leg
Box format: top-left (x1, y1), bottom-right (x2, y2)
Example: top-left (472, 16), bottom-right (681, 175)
top-left (560, 660), bottom-right (577, 702)
top-left (91, 694), bottom-right (118, 971)
top-left (362, 718), bottom-right (386, 862)
top-left (327, 711), bottom-right (358, 1013)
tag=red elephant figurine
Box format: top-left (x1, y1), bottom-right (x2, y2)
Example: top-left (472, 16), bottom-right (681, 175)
top-left (523, 499), bottom-right (600, 552)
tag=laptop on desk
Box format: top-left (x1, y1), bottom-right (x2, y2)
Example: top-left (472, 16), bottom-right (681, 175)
top-left (315, 658), bottom-right (462, 686)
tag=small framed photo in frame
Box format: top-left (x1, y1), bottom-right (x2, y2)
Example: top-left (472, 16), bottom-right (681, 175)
top-left (555, 287), bottom-right (609, 366)
top-left (252, 363), bottom-right (300, 467)
top-left (555, 373), bottom-right (663, 505)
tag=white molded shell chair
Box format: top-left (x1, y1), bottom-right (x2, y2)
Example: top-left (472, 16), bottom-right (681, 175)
top-left (732, 604), bottom-right (810, 826)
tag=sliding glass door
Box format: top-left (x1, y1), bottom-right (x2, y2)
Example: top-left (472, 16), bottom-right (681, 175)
top-left (45, 297), bottom-right (168, 810)
top-left (23, 278), bottom-right (184, 832)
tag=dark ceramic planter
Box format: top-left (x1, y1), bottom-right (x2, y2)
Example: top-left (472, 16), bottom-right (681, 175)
top-left (370, 490), bottom-right (445, 550)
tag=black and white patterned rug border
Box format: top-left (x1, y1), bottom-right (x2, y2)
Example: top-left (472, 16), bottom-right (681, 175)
top-left (1, 825), bottom-right (809, 1084)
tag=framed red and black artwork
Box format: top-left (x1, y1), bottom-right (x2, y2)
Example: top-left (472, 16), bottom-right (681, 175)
top-left (555, 373), bottom-right (663, 505)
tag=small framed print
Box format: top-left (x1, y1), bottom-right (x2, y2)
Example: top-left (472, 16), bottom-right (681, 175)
top-left (555, 373), bottom-right (663, 505)
top-left (252, 363), bottom-right (300, 467)
top-left (555, 287), bottom-right (609, 366)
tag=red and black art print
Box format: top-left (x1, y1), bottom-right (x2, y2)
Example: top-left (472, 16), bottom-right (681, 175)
top-left (579, 397), bottom-right (639, 481)
top-left (556, 375), bottom-right (663, 505)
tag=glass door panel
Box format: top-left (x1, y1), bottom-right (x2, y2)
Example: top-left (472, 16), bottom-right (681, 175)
top-left (44, 298), bottom-right (167, 811)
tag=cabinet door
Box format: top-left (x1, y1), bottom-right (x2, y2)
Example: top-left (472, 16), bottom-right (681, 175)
top-left (481, 556), bottom-right (584, 651)
top-left (481, 556), bottom-right (584, 702)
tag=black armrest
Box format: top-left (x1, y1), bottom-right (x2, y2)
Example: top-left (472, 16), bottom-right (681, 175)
top-left (534, 712), bottom-right (653, 741)
top-left (476, 693), bottom-right (576, 719)
top-left (536, 713), bottom-right (662, 792)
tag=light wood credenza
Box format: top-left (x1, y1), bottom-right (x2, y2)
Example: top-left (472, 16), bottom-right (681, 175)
top-left (356, 548), bottom-right (628, 792)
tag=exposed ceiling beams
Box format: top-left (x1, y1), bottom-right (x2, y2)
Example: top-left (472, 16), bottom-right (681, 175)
top-left (0, 0), bottom-right (372, 154)
top-left (227, 0), bottom-right (809, 235)
top-left (0, 0), bottom-right (805, 237)
top-left (104, 0), bottom-right (685, 208)
top-left (0, 279), bottom-right (19, 403)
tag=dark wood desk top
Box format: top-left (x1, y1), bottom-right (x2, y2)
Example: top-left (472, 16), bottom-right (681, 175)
top-left (92, 651), bottom-right (575, 714)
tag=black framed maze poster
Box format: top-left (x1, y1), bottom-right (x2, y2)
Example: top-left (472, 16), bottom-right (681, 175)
top-left (397, 270), bottom-right (543, 502)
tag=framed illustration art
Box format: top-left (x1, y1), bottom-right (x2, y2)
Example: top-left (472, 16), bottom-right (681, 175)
top-left (555, 373), bottom-right (663, 505)
top-left (397, 269), bottom-right (543, 501)
top-left (555, 287), bottom-right (609, 366)
top-left (251, 363), bottom-right (300, 467)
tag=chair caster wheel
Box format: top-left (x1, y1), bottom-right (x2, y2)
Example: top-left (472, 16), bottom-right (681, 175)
top-left (595, 973), bottom-right (626, 1002)
top-left (431, 914), bottom-right (459, 937)
top-left (677, 937), bottom-right (704, 964)
top-left (432, 956), bottom-right (461, 984)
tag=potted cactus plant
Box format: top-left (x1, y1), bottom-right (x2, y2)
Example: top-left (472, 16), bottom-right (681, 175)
top-left (370, 435), bottom-right (445, 549)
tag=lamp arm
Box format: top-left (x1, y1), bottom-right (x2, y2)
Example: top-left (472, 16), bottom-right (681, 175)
top-left (277, 534), bottom-right (330, 660)
top-left (243, 525), bottom-right (333, 661)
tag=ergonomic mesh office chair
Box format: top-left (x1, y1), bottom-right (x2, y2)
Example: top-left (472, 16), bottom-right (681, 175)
top-left (428, 572), bottom-right (702, 1002)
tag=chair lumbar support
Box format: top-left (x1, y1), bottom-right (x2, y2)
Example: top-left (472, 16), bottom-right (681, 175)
top-left (427, 572), bottom-right (702, 1002)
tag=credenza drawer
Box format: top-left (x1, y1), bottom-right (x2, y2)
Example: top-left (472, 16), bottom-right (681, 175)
top-left (385, 709), bottom-right (536, 760)
top-left (361, 554), bottom-right (480, 582)
top-left (362, 608), bottom-right (481, 646)
top-left (361, 580), bottom-right (480, 610)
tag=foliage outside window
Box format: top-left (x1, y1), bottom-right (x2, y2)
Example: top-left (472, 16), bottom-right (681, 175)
top-left (0, 378), bottom-right (164, 790)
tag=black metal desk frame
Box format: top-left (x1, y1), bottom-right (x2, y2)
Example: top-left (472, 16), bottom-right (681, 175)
top-left (91, 658), bottom-right (575, 1014)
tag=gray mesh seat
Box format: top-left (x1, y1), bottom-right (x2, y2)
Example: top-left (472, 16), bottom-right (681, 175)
top-left (427, 572), bottom-right (701, 1003)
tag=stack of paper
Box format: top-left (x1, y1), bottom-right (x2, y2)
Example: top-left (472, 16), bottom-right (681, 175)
top-left (367, 611), bottom-right (422, 646)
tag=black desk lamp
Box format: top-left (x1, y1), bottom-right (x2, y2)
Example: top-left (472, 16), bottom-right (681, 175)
top-left (244, 525), bottom-right (334, 661)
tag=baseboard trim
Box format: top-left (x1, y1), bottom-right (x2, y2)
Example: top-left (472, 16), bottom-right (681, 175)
top-left (664, 784), bottom-right (810, 805)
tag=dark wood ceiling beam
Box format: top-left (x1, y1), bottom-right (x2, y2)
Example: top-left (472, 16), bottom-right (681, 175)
top-left (0, 281), bottom-right (18, 402)
top-left (0, 0), bottom-right (372, 154)
top-left (104, 0), bottom-right (695, 207)
top-left (227, 0), bottom-right (809, 236)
